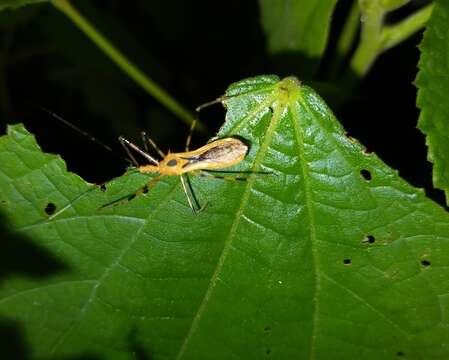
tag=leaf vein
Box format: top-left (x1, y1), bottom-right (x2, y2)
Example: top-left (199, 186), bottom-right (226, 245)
top-left (175, 97), bottom-right (279, 360)
top-left (290, 100), bottom-right (321, 360)
top-left (48, 180), bottom-right (180, 354)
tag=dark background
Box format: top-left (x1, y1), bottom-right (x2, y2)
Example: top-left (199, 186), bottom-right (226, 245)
top-left (0, 0), bottom-right (443, 206)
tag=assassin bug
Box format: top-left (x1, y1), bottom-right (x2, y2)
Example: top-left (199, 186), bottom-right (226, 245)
top-left (107, 118), bottom-right (249, 213)
top-left (38, 104), bottom-right (251, 214)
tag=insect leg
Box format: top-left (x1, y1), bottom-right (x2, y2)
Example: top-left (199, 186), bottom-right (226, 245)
top-left (119, 136), bottom-right (139, 167)
top-left (197, 170), bottom-right (249, 182)
top-left (141, 131), bottom-right (165, 158)
top-left (195, 97), bottom-right (226, 112)
top-left (99, 175), bottom-right (162, 210)
top-left (185, 118), bottom-right (197, 151)
top-left (179, 174), bottom-right (205, 213)
top-left (46, 184), bottom-right (98, 221)
top-left (119, 136), bottom-right (159, 165)
top-left (140, 131), bottom-right (150, 153)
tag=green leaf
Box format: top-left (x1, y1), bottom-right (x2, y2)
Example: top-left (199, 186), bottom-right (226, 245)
top-left (258, 0), bottom-right (338, 75)
top-left (0, 0), bottom-right (47, 11)
top-left (416, 1), bottom-right (449, 205)
top-left (1, 75), bottom-right (449, 359)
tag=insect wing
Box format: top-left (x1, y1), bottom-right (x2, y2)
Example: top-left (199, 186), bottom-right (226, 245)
top-left (181, 138), bottom-right (248, 171)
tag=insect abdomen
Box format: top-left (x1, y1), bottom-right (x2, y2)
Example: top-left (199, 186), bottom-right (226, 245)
top-left (182, 138), bottom-right (248, 171)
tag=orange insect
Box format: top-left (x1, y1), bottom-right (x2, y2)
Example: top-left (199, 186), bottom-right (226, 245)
top-left (38, 103), bottom-right (251, 214)
top-left (113, 122), bottom-right (249, 213)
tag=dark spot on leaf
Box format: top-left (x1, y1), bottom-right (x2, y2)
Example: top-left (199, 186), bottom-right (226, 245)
top-left (100, 184), bottom-right (107, 192)
top-left (128, 194), bottom-right (136, 201)
top-left (44, 202), bottom-right (56, 215)
top-left (343, 258), bottom-right (352, 265)
top-left (365, 235), bottom-right (375, 244)
top-left (264, 326), bottom-right (271, 332)
top-left (167, 159), bottom-right (177, 167)
top-left (142, 186), bottom-right (149, 194)
top-left (421, 259), bottom-right (431, 267)
top-left (266, 349), bottom-right (271, 356)
top-left (360, 169), bottom-right (372, 181)
top-left (396, 351), bottom-right (404, 357)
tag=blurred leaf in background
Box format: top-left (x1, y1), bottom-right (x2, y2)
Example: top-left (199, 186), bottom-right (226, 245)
top-left (259, 0), bottom-right (338, 78)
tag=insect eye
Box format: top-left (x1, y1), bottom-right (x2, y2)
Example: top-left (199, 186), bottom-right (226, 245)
top-left (167, 159), bottom-right (178, 167)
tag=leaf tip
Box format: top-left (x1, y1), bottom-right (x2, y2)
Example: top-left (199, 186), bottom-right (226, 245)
top-left (274, 76), bottom-right (302, 105)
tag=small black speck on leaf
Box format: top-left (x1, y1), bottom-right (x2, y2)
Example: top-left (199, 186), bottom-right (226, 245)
top-left (44, 202), bottom-right (56, 215)
top-left (266, 349), bottom-right (271, 356)
top-left (100, 184), bottom-right (107, 192)
top-left (421, 259), bottom-right (431, 267)
top-left (343, 258), bottom-right (352, 265)
top-left (365, 235), bottom-right (375, 244)
top-left (360, 169), bottom-right (372, 181)
top-left (396, 351), bottom-right (404, 357)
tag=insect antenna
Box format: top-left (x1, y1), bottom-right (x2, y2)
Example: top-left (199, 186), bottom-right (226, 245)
top-left (33, 105), bottom-right (134, 167)
top-left (195, 97), bottom-right (227, 112)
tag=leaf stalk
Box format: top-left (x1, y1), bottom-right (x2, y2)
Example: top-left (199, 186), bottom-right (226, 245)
top-left (50, 0), bottom-right (203, 132)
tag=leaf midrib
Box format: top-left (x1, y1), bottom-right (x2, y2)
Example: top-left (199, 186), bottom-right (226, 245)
top-left (175, 95), bottom-right (280, 360)
top-left (291, 98), bottom-right (320, 360)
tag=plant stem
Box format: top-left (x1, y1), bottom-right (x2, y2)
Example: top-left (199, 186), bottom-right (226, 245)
top-left (348, 0), bottom-right (385, 79)
top-left (50, 0), bottom-right (203, 132)
top-left (381, 3), bottom-right (434, 51)
top-left (328, 0), bottom-right (360, 79)
top-left (338, 0), bottom-right (361, 60)
top-left (344, 0), bottom-right (432, 87)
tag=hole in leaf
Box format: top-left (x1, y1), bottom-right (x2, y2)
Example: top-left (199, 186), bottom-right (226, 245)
top-left (44, 203), bottom-right (56, 215)
top-left (396, 351), bottom-right (404, 357)
top-left (421, 259), bottom-right (431, 267)
top-left (343, 258), bottom-right (352, 265)
top-left (100, 184), bottom-right (107, 192)
top-left (360, 169), bottom-right (372, 181)
top-left (364, 235), bottom-right (375, 244)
